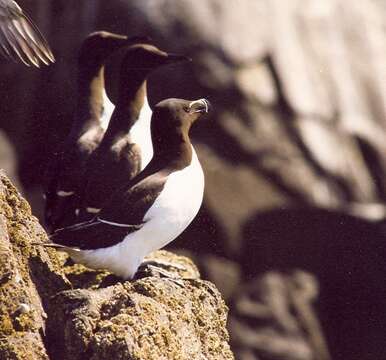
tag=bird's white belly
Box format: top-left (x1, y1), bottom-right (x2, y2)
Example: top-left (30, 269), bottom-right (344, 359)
top-left (100, 88), bottom-right (115, 131)
top-left (74, 149), bottom-right (204, 279)
top-left (129, 99), bottom-right (153, 170)
top-left (142, 150), bottom-right (204, 250)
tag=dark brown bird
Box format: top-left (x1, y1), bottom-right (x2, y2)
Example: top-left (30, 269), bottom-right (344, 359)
top-left (44, 32), bottom-right (150, 231)
top-left (0, 0), bottom-right (54, 66)
top-left (76, 44), bottom-right (190, 221)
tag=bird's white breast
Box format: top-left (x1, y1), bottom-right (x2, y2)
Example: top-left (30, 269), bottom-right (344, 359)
top-left (75, 147), bottom-right (204, 279)
top-left (129, 98), bottom-right (153, 170)
top-left (142, 147), bottom-right (204, 248)
top-left (101, 93), bottom-right (153, 170)
top-left (100, 88), bottom-right (115, 131)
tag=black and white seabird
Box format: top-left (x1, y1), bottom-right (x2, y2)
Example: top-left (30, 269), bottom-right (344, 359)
top-left (0, 0), bottom-right (54, 66)
top-left (44, 32), bottom-right (149, 231)
top-left (49, 98), bottom-right (210, 279)
top-left (77, 44), bottom-right (190, 219)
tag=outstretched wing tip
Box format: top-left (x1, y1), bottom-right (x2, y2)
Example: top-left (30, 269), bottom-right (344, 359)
top-left (0, 4), bottom-right (54, 67)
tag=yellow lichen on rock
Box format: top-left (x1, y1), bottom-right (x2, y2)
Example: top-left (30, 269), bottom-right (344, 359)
top-left (0, 171), bottom-right (69, 360)
top-left (48, 259), bottom-right (234, 360)
top-left (0, 171), bottom-right (234, 359)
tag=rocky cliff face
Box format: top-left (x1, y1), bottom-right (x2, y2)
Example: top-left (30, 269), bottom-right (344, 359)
top-left (0, 171), bottom-right (233, 360)
top-left (0, 171), bottom-right (70, 359)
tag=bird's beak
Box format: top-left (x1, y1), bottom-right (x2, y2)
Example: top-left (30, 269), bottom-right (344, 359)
top-left (164, 53), bottom-right (192, 64)
top-left (188, 99), bottom-right (211, 114)
top-left (126, 35), bottom-right (153, 46)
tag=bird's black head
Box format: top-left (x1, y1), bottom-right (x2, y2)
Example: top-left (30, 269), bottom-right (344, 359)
top-left (78, 31), bottom-right (152, 67)
top-left (120, 44), bottom-right (191, 72)
top-left (112, 45), bottom-right (191, 105)
top-left (153, 98), bottom-right (211, 126)
top-left (151, 98), bottom-right (211, 154)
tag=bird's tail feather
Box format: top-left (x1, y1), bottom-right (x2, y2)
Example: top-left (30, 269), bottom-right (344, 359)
top-left (50, 219), bottom-right (98, 236)
top-left (30, 242), bottom-right (81, 253)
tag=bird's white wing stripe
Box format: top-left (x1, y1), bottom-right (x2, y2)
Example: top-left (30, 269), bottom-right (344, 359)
top-left (86, 207), bottom-right (101, 214)
top-left (97, 217), bottom-right (141, 228)
top-left (57, 190), bottom-right (75, 197)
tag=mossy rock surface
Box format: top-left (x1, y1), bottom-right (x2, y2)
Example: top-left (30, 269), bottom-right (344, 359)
top-left (0, 171), bottom-right (234, 359)
top-left (48, 267), bottom-right (232, 360)
top-left (0, 170), bottom-right (70, 360)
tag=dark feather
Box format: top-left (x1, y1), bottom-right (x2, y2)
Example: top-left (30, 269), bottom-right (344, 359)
top-left (98, 172), bottom-right (167, 225)
top-left (78, 141), bottom-right (142, 219)
top-left (50, 171), bottom-right (167, 250)
top-left (51, 218), bottom-right (142, 250)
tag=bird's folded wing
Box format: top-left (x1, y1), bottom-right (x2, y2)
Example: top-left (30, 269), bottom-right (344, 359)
top-left (44, 144), bottom-right (90, 229)
top-left (50, 172), bottom-right (168, 250)
top-left (99, 171), bottom-right (168, 225)
top-left (50, 217), bottom-right (143, 250)
top-left (43, 150), bottom-right (61, 195)
top-left (43, 155), bottom-right (61, 224)
top-left (0, 0), bottom-right (54, 66)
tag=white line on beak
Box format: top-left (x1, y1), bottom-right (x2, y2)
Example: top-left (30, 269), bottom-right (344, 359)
top-left (188, 99), bottom-right (209, 113)
top-left (86, 207), bottom-right (101, 214)
top-left (57, 190), bottom-right (75, 197)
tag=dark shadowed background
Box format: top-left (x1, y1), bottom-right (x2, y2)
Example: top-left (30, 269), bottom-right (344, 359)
top-left (0, 1), bottom-right (385, 359)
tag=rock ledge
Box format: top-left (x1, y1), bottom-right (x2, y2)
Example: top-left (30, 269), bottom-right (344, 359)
top-left (0, 170), bottom-right (233, 360)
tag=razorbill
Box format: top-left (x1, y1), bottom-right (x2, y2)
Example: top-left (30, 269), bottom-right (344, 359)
top-left (49, 98), bottom-right (211, 279)
top-left (77, 44), bottom-right (190, 220)
top-left (44, 32), bottom-right (149, 231)
top-left (0, 0), bottom-right (54, 66)
top-left (103, 49), bottom-right (154, 168)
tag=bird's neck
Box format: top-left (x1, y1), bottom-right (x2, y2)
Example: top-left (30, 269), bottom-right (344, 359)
top-left (102, 77), bottom-right (147, 142)
top-left (151, 132), bottom-right (193, 172)
top-left (72, 64), bottom-right (105, 135)
top-left (118, 138), bottom-right (195, 196)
